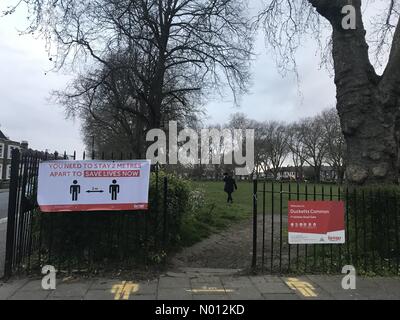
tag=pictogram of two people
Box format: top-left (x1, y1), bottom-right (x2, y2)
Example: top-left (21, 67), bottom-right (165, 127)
top-left (70, 180), bottom-right (120, 201)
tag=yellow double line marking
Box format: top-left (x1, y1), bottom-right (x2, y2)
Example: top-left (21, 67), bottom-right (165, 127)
top-left (285, 278), bottom-right (318, 297)
top-left (111, 281), bottom-right (139, 300)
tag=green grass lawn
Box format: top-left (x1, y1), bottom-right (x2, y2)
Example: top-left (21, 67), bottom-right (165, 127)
top-left (179, 180), bottom-right (339, 247)
top-left (193, 180), bottom-right (254, 217)
top-left (179, 180), bottom-right (253, 246)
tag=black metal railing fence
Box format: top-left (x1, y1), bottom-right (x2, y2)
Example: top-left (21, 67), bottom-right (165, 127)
top-left (3, 149), bottom-right (177, 278)
top-left (252, 180), bottom-right (400, 275)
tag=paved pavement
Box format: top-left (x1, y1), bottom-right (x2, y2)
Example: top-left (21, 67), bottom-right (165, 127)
top-left (0, 222), bottom-right (6, 279)
top-left (0, 190), bottom-right (9, 279)
top-left (1, 268), bottom-right (400, 300)
top-left (0, 191), bottom-right (9, 220)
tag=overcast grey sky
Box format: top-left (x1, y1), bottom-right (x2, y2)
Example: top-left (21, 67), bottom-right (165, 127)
top-left (0, 12), bottom-right (81, 153)
top-left (0, 3), bottom-right (338, 154)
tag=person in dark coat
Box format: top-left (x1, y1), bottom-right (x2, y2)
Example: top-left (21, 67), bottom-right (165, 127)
top-left (223, 172), bottom-right (237, 203)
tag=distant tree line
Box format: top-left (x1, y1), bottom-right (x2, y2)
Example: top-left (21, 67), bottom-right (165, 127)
top-left (209, 108), bottom-right (345, 183)
top-left (113, 107), bottom-right (343, 183)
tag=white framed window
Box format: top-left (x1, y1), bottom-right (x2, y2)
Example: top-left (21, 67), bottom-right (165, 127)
top-left (8, 145), bottom-right (20, 160)
top-left (0, 143), bottom-right (4, 159)
top-left (6, 164), bottom-right (11, 180)
top-left (0, 164), bottom-right (3, 180)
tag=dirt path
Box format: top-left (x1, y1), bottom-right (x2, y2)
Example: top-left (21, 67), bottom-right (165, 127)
top-left (171, 214), bottom-right (288, 271)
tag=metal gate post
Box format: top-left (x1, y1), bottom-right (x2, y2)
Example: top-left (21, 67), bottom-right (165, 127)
top-left (162, 176), bottom-right (168, 246)
top-left (4, 149), bottom-right (21, 279)
top-left (252, 179), bottom-right (258, 270)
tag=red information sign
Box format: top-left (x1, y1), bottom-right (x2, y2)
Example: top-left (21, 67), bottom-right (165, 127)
top-left (288, 201), bottom-right (345, 244)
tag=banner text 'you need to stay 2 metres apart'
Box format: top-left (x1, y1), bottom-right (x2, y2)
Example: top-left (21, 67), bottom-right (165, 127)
top-left (47, 162), bottom-right (143, 178)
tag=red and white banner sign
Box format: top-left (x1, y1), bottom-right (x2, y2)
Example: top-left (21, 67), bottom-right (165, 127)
top-left (37, 160), bottom-right (151, 212)
top-left (288, 201), bottom-right (345, 244)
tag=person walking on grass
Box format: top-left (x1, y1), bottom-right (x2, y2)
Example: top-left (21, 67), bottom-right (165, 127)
top-left (223, 172), bottom-right (237, 204)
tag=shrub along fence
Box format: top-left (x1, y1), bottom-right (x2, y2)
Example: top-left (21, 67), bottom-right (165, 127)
top-left (252, 181), bottom-right (400, 275)
top-left (4, 149), bottom-right (190, 277)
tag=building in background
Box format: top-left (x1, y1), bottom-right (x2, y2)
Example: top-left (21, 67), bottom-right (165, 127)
top-left (0, 129), bottom-right (28, 182)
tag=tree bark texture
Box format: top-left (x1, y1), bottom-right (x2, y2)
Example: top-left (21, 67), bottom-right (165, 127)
top-left (310, 0), bottom-right (400, 184)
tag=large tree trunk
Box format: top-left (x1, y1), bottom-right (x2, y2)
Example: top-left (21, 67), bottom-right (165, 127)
top-left (312, 165), bottom-right (321, 183)
top-left (336, 166), bottom-right (345, 184)
top-left (310, 0), bottom-right (400, 184)
top-left (338, 91), bottom-right (399, 184)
